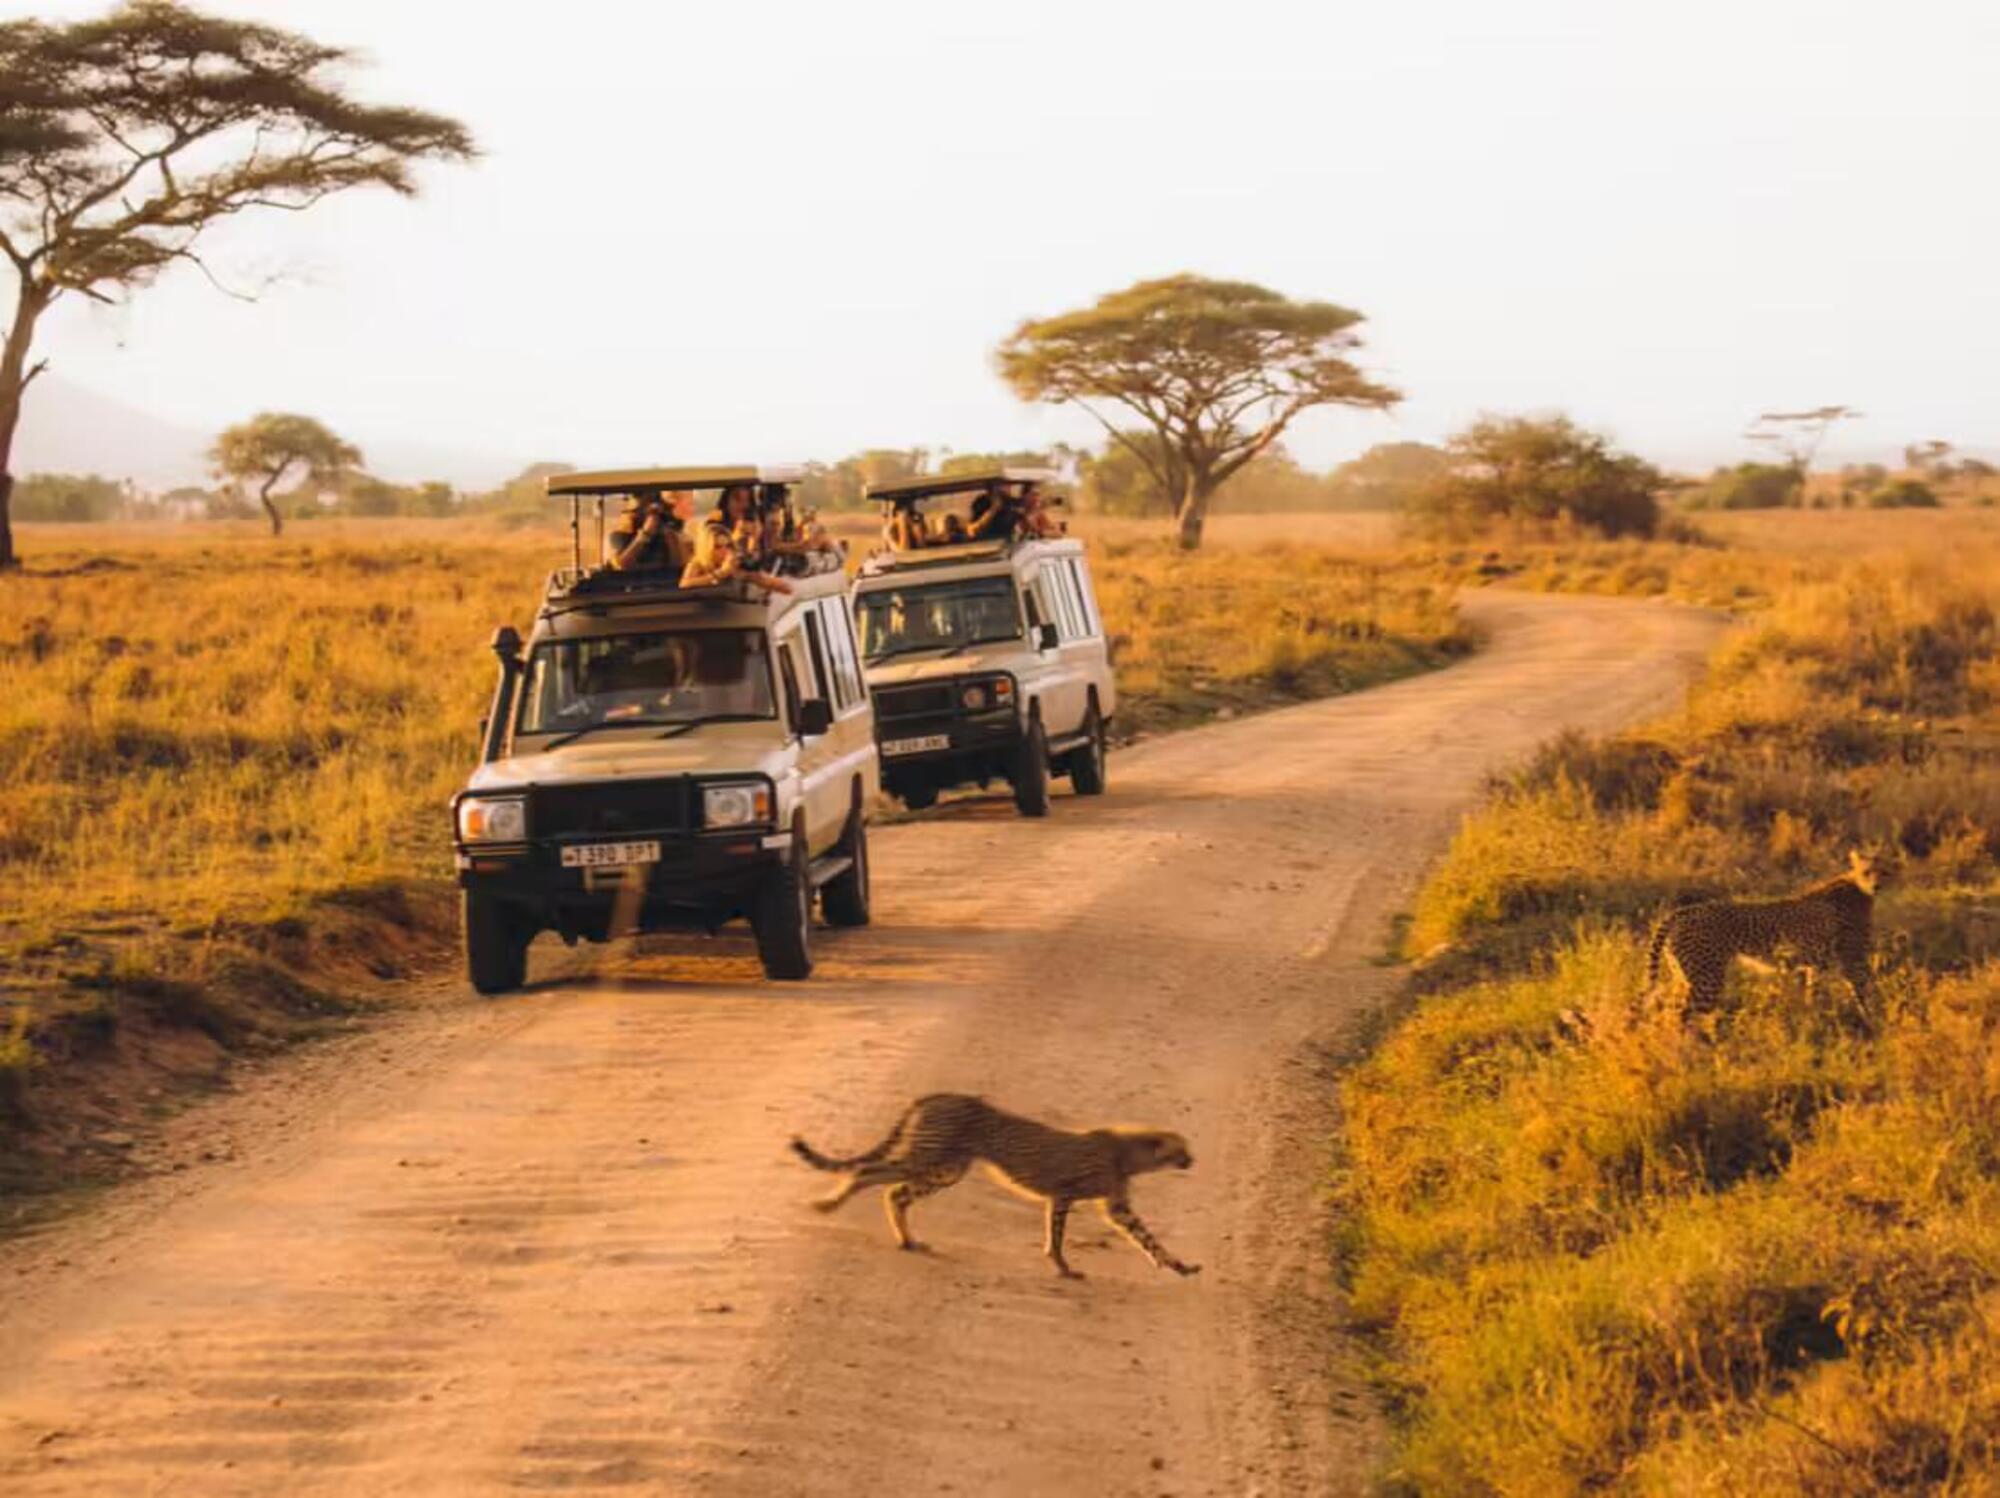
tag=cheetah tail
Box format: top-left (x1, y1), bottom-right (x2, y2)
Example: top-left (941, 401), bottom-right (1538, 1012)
top-left (1646, 918), bottom-right (1671, 989)
top-left (789, 1102), bottom-right (919, 1173)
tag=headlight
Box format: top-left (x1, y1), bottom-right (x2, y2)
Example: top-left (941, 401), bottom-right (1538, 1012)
top-left (961, 676), bottom-right (1014, 711)
top-left (703, 782), bottom-right (773, 829)
top-left (458, 796), bottom-right (526, 843)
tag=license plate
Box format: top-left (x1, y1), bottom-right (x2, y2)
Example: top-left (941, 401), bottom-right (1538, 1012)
top-left (560, 840), bottom-right (661, 868)
top-left (882, 734), bottom-right (951, 756)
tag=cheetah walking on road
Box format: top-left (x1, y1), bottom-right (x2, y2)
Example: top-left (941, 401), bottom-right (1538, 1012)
top-left (792, 1093), bottom-right (1200, 1279)
top-left (1648, 849), bottom-right (1882, 1022)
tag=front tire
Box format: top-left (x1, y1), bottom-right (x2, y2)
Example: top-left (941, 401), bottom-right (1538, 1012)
top-left (822, 810), bottom-right (871, 928)
top-left (899, 784), bottom-right (938, 812)
top-left (1012, 718), bottom-right (1051, 818)
top-left (464, 891), bottom-right (530, 996)
top-left (753, 832), bottom-right (815, 980)
top-left (1068, 699), bottom-right (1108, 796)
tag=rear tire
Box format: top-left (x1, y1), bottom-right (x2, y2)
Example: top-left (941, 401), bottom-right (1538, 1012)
top-left (464, 891), bottom-right (530, 996)
top-left (752, 832), bottom-right (815, 980)
top-left (1012, 718), bottom-right (1051, 818)
top-left (1068, 699), bottom-right (1108, 796)
top-left (899, 784), bottom-right (938, 811)
top-left (822, 809), bottom-right (872, 928)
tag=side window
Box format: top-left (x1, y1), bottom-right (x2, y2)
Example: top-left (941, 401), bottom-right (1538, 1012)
top-left (802, 609), bottom-right (837, 707)
top-left (1066, 559), bottom-right (1099, 637)
top-left (1044, 566), bottom-right (1083, 641)
top-left (1022, 580), bottom-right (1046, 630)
top-left (821, 599), bottom-right (865, 708)
top-left (1032, 572), bottom-right (1068, 638)
top-left (777, 635), bottom-right (804, 725)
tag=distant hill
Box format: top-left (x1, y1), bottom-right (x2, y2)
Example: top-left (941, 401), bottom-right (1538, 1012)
top-left (11, 375), bottom-right (521, 491)
top-left (13, 375), bottom-right (209, 489)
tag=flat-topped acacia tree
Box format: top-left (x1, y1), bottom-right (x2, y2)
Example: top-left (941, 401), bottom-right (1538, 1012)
top-left (210, 412), bottom-right (359, 535)
top-left (0, 1), bottom-right (475, 569)
top-left (995, 275), bottom-right (1399, 549)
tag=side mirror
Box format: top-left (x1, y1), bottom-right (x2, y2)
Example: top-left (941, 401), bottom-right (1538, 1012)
top-left (1036, 622), bottom-right (1059, 651)
top-left (797, 697), bottom-right (833, 737)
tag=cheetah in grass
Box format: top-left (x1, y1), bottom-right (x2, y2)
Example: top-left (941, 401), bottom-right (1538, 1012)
top-left (1648, 849), bottom-right (1882, 1022)
top-left (792, 1093), bottom-right (1199, 1279)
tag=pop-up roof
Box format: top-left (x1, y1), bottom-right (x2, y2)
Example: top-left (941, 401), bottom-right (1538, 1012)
top-left (547, 465), bottom-right (807, 497)
top-left (863, 467), bottom-right (1061, 504)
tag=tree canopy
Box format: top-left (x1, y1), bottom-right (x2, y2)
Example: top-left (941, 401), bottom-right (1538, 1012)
top-left (1406, 415), bottom-right (1665, 539)
top-left (210, 412), bottom-right (360, 535)
top-left (995, 274), bottom-right (1398, 548)
top-left (0, 1), bottom-right (474, 565)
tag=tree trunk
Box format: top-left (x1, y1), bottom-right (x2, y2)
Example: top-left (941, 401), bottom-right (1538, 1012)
top-left (0, 285), bottom-right (50, 572)
top-left (259, 473), bottom-right (284, 537)
top-left (1174, 472), bottom-right (1216, 551)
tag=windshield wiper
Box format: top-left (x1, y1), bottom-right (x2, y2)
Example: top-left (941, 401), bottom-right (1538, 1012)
top-left (864, 641), bottom-right (954, 664)
top-left (532, 714), bottom-right (766, 752)
top-left (939, 632), bottom-right (1023, 658)
top-left (651, 713), bottom-right (771, 740)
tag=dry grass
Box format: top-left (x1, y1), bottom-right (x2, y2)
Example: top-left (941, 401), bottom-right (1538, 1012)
top-left (1340, 525), bottom-right (2000, 1494)
top-left (0, 514), bottom-right (1465, 1162)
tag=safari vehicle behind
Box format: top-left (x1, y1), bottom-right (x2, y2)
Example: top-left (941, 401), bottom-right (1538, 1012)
top-left (854, 468), bottom-right (1115, 817)
top-left (452, 467), bottom-right (877, 992)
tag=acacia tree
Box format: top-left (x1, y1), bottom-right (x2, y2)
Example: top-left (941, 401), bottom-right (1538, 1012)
top-left (995, 275), bottom-right (1398, 549)
top-left (210, 412), bottom-right (358, 534)
top-left (0, 2), bottom-right (475, 568)
top-left (1744, 405), bottom-right (1861, 506)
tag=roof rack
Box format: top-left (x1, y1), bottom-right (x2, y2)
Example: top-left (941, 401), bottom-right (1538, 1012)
top-left (548, 465), bottom-right (806, 496)
top-left (864, 467), bottom-right (1061, 504)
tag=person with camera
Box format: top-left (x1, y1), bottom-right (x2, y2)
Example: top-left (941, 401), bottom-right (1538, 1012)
top-left (605, 492), bottom-right (689, 572)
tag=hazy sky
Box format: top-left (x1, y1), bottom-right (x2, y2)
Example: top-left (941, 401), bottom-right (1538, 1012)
top-left (12, 0), bottom-right (1999, 482)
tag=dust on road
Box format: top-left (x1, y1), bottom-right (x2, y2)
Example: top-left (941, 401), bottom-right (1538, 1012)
top-left (0, 592), bottom-right (1721, 1496)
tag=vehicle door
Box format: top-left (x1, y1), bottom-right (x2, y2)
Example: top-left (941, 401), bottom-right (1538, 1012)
top-left (802, 593), bottom-right (879, 846)
top-left (1025, 562), bottom-right (1089, 739)
top-left (773, 620), bottom-right (840, 853)
top-left (1062, 553), bottom-right (1116, 722)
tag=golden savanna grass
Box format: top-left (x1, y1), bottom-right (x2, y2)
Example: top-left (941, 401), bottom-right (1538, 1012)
top-left (1340, 515), bottom-right (2000, 1494)
top-left (0, 513), bottom-right (1460, 1148)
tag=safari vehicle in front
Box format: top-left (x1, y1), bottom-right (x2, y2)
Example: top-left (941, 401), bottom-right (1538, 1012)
top-left (853, 468), bottom-right (1116, 817)
top-left (452, 467), bottom-right (877, 993)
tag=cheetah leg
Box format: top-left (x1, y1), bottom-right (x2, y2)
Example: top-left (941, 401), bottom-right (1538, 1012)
top-left (813, 1159), bottom-right (905, 1213)
top-left (1684, 958), bottom-right (1725, 1025)
top-left (1104, 1198), bottom-right (1200, 1277)
top-left (883, 1165), bottom-right (962, 1251)
top-left (1044, 1197), bottom-right (1081, 1279)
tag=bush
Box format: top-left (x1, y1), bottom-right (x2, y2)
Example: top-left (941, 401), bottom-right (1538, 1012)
top-left (1405, 415), bottom-right (1664, 539)
top-left (1867, 479), bottom-right (1943, 510)
top-left (1690, 462), bottom-right (1801, 511)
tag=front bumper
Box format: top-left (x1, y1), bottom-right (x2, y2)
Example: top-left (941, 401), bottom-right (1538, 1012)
top-left (875, 708), bottom-right (1021, 785)
top-left (455, 830), bottom-right (787, 936)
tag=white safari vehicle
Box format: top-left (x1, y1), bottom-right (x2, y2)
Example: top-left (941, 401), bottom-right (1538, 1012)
top-left (853, 468), bottom-right (1116, 816)
top-left (451, 467), bottom-right (878, 992)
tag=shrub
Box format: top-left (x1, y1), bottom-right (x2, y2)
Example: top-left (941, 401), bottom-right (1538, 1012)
top-left (1867, 479), bottom-right (1943, 510)
top-left (1405, 415), bottom-right (1665, 539)
top-left (1690, 462), bottom-right (1802, 511)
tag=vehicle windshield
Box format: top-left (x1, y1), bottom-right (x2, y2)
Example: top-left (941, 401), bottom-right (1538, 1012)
top-left (855, 576), bottom-right (1023, 661)
top-left (518, 628), bottom-right (775, 735)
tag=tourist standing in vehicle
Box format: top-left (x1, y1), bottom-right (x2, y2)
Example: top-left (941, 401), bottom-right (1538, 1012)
top-left (605, 493), bottom-right (688, 571)
top-left (681, 516), bottom-right (794, 595)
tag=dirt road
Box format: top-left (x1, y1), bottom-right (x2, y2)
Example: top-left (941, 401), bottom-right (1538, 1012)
top-left (0, 592), bottom-right (1720, 1496)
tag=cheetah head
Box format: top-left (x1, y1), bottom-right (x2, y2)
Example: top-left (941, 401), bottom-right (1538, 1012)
top-left (1846, 847), bottom-right (1885, 894)
top-left (1123, 1131), bottom-right (1194, 1173)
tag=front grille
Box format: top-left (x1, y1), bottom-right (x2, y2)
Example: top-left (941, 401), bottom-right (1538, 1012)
top-left (876, 683), bottom-right (956, 720)
top-left (530, 777), bottom-right (694, 839)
